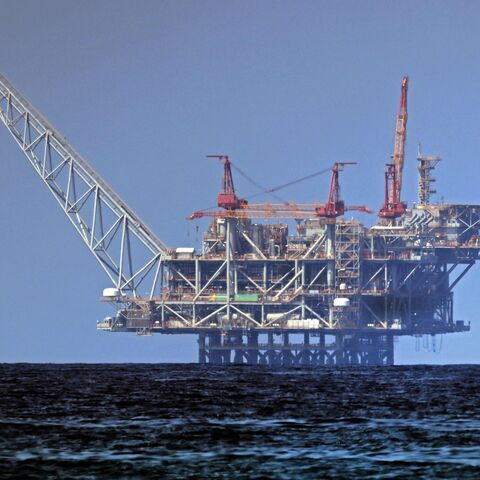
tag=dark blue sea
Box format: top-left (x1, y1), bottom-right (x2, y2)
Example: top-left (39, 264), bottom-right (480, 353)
top-left (0, 364), bottom-right (479, 479)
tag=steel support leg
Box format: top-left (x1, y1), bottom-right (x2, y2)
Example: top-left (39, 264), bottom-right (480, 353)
top-left (198, 332), bottom-right (206, 364)
top-left (267, 332), bottom-right (276, 365)
top-left (335, 333), bottom-right (345, 365)
top-left (232, 332), bottom-right (244, 364)
top-left (247, 331), bottom-right (259, 365)
top-left (208, 332), bottom-right (222, 365)
top-left (368, 335), bottom-right (381, 365)
top-left (223, 333), bottom-right (232, 364)
top-left (301, 333), bottom-right (311, 365)
top-left (319, 333), bottom-right (326, 365)
top-left (386, 333), bottom-right (394, 366)
top-left (282, 333), bottom-right (292, 366)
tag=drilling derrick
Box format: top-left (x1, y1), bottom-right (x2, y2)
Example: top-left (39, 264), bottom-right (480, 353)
top-left (0, 72), bottom-right (476, 366)
top-left (379, 76), bottom-right (408, 219)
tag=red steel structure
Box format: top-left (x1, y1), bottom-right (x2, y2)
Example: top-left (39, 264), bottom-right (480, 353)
top-left (379, 75), bottom-right (408, 219)
top-left (314, 162), bottom-right (371, 217)
top-left (189, 162), bottom-right (371, 220)
top-left (207, 154), bottom-right (248, 210)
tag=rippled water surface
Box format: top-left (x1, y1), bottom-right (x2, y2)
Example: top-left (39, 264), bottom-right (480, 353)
top-left (1, 364), bottom-right (479, 478)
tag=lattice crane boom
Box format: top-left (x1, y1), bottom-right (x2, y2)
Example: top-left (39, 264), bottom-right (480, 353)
top-left (393, 75), bottom-right (408, 197)
top-left (379, 76), bottom-right (409, 219)
top-left (0, 73), bottom-right (170, 296)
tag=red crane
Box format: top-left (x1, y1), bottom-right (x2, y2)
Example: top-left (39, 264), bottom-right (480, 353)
top-left (188, 161), bottom-right (372, 220)
top-left (379, 76), bottom-right (408, 219)
top-left (314, 162), bottom-right (371, 217)
top-left (207, 154), bottom-right (248, 210)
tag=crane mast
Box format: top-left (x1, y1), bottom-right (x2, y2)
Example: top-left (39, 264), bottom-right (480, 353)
top-left (189, 161), bottom-right (371, 220)
top-left (379, 76), bottom-right (408, 219)
top-left (393, 76), bottom-right (408, 197)
top-left (0, 73), bottom-right (170, 297)
top-left (314, 162), bottom-right (370, 217)
top-left (207, 154), bottom-right (248, 210)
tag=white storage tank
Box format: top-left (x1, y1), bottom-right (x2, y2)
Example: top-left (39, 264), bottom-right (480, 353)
top-left (103, 288), bottom-right (120, 298)
top-left (333, 297), bottom-right (350, 307)
top-left (307, 319), bottom-right (320, 329)
top-left (217, 313), bottom-right (239, 323)
top-left (266, 313), bottom-right (299, 322)
top-left (286, 319), bottom-right (320, 329)
top-left (166, 320), bottom-right (185, 328)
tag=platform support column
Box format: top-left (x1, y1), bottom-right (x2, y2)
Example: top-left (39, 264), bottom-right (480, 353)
top-left (232, 332), bottom-right (244, 364)
top-left (208, 332), bottom-right (222, 365)
top-left (335, 333), bottom-right (344, 365)
top-left (368, 335), bottom-right (381, 365)
top-left (319, 333), bottom-right (326, 365)
top-left (198, 332), bottom-right (206, 364)
top-left (222, 332), bottom-right (231, 364)
top-left (282, 333), bottom-right (293, 366)
top-left (267, 332), bottom-right (276, 365)
top-left (247, 331), bottom-right (259, 365)
top-left (386, 333), bottom-right (394, 366)
top-left (301, 332), bottom-right (311, 365)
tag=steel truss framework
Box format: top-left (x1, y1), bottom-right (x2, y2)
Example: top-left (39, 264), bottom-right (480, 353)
top-left (1, 73), bottom-right (478, 365)
top-left (117, 260), bottom-right (475, 332)
top-left (110, 217), bottom-right (478, 338)
top-left (0, 74), bottom-right (171, 296)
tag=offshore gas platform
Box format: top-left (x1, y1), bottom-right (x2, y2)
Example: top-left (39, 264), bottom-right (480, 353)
top-left (0, 74), bottom-right (477, 365)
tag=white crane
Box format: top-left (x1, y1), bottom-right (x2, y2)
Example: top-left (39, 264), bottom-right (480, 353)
top-left (0, 73), bottom-right (170, 299)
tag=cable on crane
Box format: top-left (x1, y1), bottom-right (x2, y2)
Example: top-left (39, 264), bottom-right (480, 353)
top-left (194, 162), bottom-right (333, 214)
top-left (246, 166), bottom-right (332, 200)
top-left (230, 163), bottom-right (286, 203)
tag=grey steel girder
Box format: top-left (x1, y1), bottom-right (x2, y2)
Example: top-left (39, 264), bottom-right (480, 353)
top-left (0, 73), bottom-right (170, 295)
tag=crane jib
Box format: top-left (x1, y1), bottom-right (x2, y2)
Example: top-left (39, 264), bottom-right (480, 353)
top-left (0, 73), bottom-right (170, 297)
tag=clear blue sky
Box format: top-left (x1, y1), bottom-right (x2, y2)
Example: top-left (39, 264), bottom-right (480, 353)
top-left (1, 0), bottom-right (479, 363)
